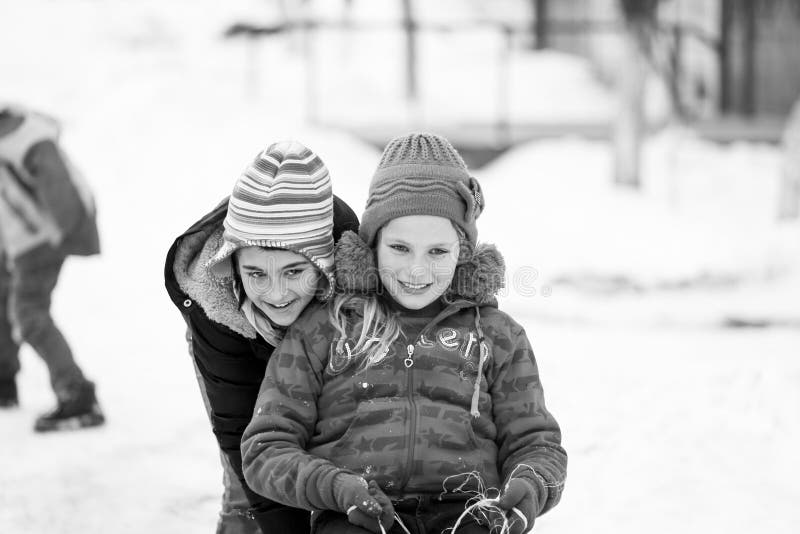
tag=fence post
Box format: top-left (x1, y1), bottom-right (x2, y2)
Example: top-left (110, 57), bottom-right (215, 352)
top-left (495, 25), bottom-right (513, 147)
top-left (719, 0), bottom-right (732, 114)
top-left (302, 18), bottom-right (318, 124)
top-left (401, 0), bottom-right (418, 103)
top-left (742, 0), bottom-right (756, 116)
top-left (534, 0), bottom-right (549, 49)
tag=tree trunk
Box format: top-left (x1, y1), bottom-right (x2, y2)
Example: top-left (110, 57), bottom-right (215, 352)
top-left (613, 24), bottom-right (648, 188)
top-left (401, 0), bottom-right (417, 102)
top-left (533, 0), bottom-right (548, 49)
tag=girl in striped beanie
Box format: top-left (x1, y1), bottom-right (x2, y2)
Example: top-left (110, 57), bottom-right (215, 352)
top-left (241, 133), bottom-right (567, 534)
top-left (165, 140), bottom-right (359, 534)
top-left (207, 140), bottom-right (339, 333)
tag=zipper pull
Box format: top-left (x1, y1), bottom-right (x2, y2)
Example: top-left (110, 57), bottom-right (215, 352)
top-left (404, 344), bottom-right (414, 368)
top-left (464, 332), bottom-right (476, 360)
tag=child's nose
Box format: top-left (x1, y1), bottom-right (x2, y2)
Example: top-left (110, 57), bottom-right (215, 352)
top-left (406, 256), bottom-right (431, 280)
top-left (259, 278), bottom-right (287, 301)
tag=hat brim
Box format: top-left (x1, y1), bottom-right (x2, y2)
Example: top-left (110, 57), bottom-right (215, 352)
top-left (205, 238), bottom-right (241, 281)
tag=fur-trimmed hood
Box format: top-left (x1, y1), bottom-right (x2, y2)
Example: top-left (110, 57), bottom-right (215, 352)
top-left (172, 217), bottom-right (257, 339)
top-left (334, 230), bottom-right (505, 304)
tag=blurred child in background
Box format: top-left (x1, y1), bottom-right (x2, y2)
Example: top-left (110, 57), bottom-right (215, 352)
top-left (0, 104), bottom-right (103, 432)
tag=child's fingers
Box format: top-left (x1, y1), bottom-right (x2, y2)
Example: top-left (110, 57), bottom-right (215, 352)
top-left (350, 495), bottom-right (383, 517)
top-left (346, 507), bottom-right (384, 534)
top-left (498, 479), bottom-right (536, 534)
top-left (506, 502), bottom-right (535, 534)
top-left (511, 507), bottom-right (527, 526)
top-left (497, 479), bottom-right (528, 509)
top-left (509, 507), bottom-right (529, 533)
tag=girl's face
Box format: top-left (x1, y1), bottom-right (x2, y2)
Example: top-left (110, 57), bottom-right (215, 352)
top-left (236, 247), bottom-right (321, 326)
top-left (377, 215), bottom-right (460, 310)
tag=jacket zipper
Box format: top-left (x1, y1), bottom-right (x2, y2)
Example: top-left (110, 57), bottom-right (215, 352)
top-left (396, 300), bottom-right (480, 491)
top-left (401, 343), bottom-right (417, 490)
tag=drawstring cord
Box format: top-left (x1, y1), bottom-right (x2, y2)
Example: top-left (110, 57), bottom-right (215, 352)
top-left (470, 307), bottom-right (490, 418)
top-left (384, 513), bottom-right (412, 534)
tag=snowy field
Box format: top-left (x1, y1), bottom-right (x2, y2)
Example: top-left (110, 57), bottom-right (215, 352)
top-left (1, 1), bottom-right (798, 533)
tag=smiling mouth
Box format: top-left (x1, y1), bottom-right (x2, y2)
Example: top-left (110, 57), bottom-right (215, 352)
top-left (399, 281), bottom-right (431, 290)
top-left (266, 299), bottom-right (296, 310)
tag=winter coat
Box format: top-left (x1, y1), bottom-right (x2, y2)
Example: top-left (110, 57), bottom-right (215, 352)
top-left (0, 107), bottom-right (100, 261)
top-left (240, 238), bottom-right (567, 519)
top-left (164, 195), bottom-right (359, 517)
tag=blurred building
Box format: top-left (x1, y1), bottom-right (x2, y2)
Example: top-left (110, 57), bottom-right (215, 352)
top-left (229, 1), bottom-right (800, 161)
top-left (530, 0), bottom-right (800, 118)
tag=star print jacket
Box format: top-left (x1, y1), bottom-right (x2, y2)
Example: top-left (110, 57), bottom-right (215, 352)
top-left (241, 233), bottom-right (567, 519)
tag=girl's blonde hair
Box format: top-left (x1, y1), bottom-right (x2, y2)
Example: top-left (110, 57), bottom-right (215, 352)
top-left (328, 292), bottom-right (402, 369)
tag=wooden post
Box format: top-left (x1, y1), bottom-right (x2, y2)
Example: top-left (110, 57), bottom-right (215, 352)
top-left (495, 25), bottom-right (513, 147)
top-left (401, 0), bottom-right (418, 103)
top-left (613, 23), bottom-right (647, 188)
top-left (302, 18), bottom-right (318, 124)
top-left (742, 0), bottom-right (757, 116)
top-left (534, 0), bottom-right (548, 49)
top-left (719, 0), bottom-right (732, 114)
top-left (672, 25), bottom-right (686, 118)
top-left (614, 0), bottom-right (660, 188)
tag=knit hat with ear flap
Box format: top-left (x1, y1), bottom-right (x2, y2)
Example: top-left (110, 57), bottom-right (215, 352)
top-left (358, 133), bottom-right (485, 247)
top-left (206, 140), bottom-right (336, 300)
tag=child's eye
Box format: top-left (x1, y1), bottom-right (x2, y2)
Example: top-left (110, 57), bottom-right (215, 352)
top-left (284, 268), bottom-right (305, 278)
top-left (247, 271), bottom-right (265, 279)
top-left (389, 244), bottom-right (409, 253)
top-left (429, 248), bottom-right (449, 256)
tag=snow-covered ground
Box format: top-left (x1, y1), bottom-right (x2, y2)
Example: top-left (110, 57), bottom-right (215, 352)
top-left (1, 1), bottom-right (798, 533)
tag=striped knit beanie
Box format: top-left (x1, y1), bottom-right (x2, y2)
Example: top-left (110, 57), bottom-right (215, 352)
top-left (359, 133), bottom-right (484, 247)
top-left (206, 140), bottom-right (335, 300)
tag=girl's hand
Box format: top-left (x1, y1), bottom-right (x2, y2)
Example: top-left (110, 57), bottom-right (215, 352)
top-left (497, 478), bottom-right (537, 534)
top-left (346, 481), bottom-right (395, 533)
top-left (334, 475), bottom-right (394, 533)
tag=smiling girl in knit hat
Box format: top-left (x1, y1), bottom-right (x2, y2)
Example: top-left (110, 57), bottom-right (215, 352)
top-left (165, 140), bottom-right (359, 534)
top-left (240, 133), bottom-right (567, 534)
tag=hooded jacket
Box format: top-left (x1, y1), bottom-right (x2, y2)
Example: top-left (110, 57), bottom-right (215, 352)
top-left (241, 233), bottom-right (567, 519)
top-left (0, 106), bottom-right (100, 261)
top-left (164, 195), bottom-right (359, 517)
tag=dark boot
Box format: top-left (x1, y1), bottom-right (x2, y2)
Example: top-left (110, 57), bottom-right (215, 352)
top-left (0, 378), bottom-right (18, 408)
top-left (34, 380), bottom-right (105, 432)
